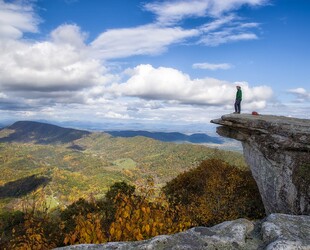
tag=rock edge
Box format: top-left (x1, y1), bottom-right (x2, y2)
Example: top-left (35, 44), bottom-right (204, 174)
top-left (55, 214), bottom-right (310, 250)
top-left (211, 114), bottom-right (310, 215)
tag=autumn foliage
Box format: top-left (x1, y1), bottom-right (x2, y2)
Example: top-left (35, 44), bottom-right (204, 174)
top-left (108, 178), bottom-right (192, 242)
top-left (7, 189), bottom-right (59, 249)
top-left (163, 158), bottom-right (265, 226)
top-left (64, 213), bottom-right (105, 245)
top-left (0, 159), bottom-right (265, 249)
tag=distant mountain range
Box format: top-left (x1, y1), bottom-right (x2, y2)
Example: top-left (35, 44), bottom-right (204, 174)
top-left (0, 121), bottom-right (222, 144)
top-left (106, 130), bottom-right (222, 144)
top-left (0, 121), bottom-right (90, 144)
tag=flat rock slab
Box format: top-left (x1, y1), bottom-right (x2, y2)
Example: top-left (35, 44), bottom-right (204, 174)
top-left (211, 114), bottom-right (310, 147)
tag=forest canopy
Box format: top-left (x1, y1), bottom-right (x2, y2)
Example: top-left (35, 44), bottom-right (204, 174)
top-left (0, 158), bottom-right (265, 249)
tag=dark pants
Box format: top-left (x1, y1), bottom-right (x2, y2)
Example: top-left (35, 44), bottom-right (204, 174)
top-left (234, 99), bottom-right (241, 113)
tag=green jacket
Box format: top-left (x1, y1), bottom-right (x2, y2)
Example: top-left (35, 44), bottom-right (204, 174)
top-left (236, 89), bottom-right (242, 100)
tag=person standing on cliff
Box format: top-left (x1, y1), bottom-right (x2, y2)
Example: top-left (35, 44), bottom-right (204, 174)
top-left (234, 86), bottom-right (242, 114)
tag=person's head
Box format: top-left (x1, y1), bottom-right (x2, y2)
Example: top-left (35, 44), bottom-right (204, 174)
top-left (236, 85), bottom-right (241, 89)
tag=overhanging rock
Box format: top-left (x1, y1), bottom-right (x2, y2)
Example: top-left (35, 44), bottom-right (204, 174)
top-left (211, 114), bottom-right (310, 215)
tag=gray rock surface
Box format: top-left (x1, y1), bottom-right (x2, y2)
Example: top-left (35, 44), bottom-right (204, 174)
top-left (262, 214), bottom-right (310, 250)
top-left (211, 114), bottom-right (310, 215)
top-left (55, 214), bottom-right (310, 250)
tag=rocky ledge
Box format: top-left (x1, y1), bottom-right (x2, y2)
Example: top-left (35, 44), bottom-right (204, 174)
top-left (56, 214), bottom-right (310, 250)
top-left (211, 114), bottom-right (310, 215)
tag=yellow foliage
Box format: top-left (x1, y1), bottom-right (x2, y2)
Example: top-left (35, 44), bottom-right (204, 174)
top-left (64, 213), bottom-right (106, 245)
top-left (108, 180), bottom-right (193, 242)
top-left (163, 158), bottom-right (265, 226)
top-left (3, 158), bottom-right (263, 248)
top-left (9, 214), bottom-right (56, 250)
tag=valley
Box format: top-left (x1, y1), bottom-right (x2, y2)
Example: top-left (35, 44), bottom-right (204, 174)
top-left (0, 121), bottom-right (246, 211)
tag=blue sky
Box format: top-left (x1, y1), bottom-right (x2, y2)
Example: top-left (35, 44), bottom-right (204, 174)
top-left (0, 0), bottom-right (309, 130)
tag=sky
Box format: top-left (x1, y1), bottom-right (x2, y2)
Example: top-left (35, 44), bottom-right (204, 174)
top-left (0, 0), bottom-right (309, 131)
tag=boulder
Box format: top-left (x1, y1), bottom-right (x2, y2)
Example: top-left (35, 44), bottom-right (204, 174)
top-left (55, 214), bottom-right (310, 250)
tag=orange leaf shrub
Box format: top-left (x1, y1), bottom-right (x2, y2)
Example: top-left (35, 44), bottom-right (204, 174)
top-left (163, 158), bottom-right (265, 226)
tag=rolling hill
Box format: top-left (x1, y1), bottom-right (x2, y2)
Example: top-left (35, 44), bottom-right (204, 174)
top-left (0, 121), bottom-right (90, 144)
top-left (0, 121), bottom-right (223, 145)
top-left (0, 121), bottom-right (245, 212)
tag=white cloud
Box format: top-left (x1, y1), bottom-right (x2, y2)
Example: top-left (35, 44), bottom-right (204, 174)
top-left (0, 25), bottom-right (112, 96)
top-left (288, 88), bottom-right (308, 95)
top-left (193, 62), bottom-right (232, 70)
top-left (144, 0), bottom-right (262, 47)
top-left (111, 64), bottom-right (273, 109)
top-left (207, 0), bottom-right (267, 16)
top-left (199, 20), bottom-right (259, 46)
top-left (90, 0), bottom-right (265, 60)
top-left (91, 24), bottom-right (199, 59)
top-left (201, 14), bottom-right (236, 32)
top-left (0, 91), bottom-right (7, 98)
top-left (51, 24), bottom-right (88, 48)
top-left (144, 0), bottom-right (267, 25)
top-left (287, 88), bottom-right (310, 102)
top-left (103, 111), bottom-right (131, 119)
top-left (144, 0), bottom-right (209, 25)
top-left (0, 0), bottom-right (40, 39)
top-left (0, 0), bottom-right (278, 124)
top-left (193, 13), bottom-right (260, 46)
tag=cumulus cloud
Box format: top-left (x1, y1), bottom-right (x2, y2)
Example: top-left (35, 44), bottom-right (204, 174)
top-left (91, 25), bottom-right (199, 59)
top-left (51, 24), bottom-right (88, 48)
top-left (111, 64), bottom-right (273, 109)
top-left (193, 62), bottom-right (232, 70)
top-left (0, 0), bottom-right (274, 123)
top-left (0, 24), bottom-right (112, 97)
top-left (287, 88), bottom-right (310, 102)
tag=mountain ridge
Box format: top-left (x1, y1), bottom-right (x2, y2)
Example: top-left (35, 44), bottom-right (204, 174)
top-left (0, 121), bottom-right (222, 145)
top-left (105, 130), bottom-right (222, 144)
top-left (0, 120), bottom-right (90, 144)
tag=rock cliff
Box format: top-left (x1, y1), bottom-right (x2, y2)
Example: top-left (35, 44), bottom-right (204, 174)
top-left (55, 214), bottom-right (310, 250)
top-left (211, 114), bottom-right (310, 215)
top-left (54, 114), bottom-right (310, 250)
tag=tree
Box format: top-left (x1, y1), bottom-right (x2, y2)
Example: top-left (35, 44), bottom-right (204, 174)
top-left (108, 179), bottom-right (193, 242)
top-left (8, 188), bottom-right (59, 249)
top-left (163, 158), bottom-right (265, 226)
top-left (64, 213), bottom-right (105, 245)
top-left (105, 181), bottom-right (135, 202)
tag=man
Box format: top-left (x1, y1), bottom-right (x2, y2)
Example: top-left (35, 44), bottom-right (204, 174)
top-left (234, 86), bottom-right (242, 114)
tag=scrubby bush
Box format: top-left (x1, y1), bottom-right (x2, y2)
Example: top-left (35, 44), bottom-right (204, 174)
top-left (163, 158), bottom-right (265, 226)
top-left (2, 159), bottom-right (265, 248)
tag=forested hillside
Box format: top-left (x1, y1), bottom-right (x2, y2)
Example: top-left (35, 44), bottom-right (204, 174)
top-left (0, 159), bottom-right (264, 249)
top-left (0, 121), bottom-right (262, 249)
top-left (0, 133), bottom-right (245, 211)
top-left (0, 121), bottom-right (90, 144)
